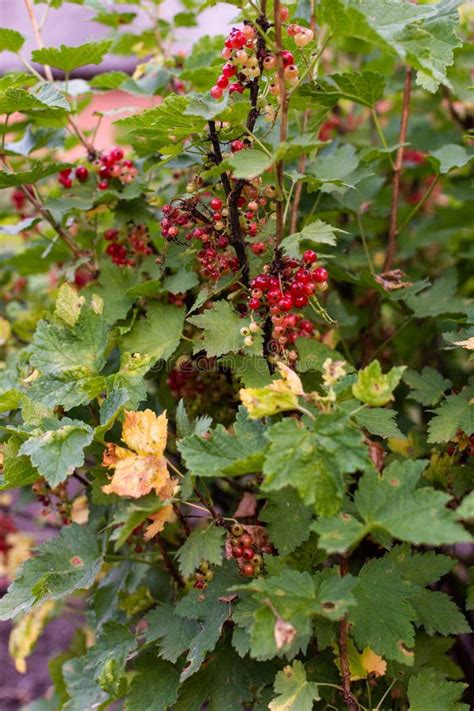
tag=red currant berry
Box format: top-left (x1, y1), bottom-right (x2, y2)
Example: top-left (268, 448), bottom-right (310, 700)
top-left (99, 166), bottom-right (111, 179)
top-left (239, 533), bottom-right (253, 547)
top-left (295, 268), bottom-right (311, 284)
top-left (59, 168), bottom-right (72, 178)
top-left (254, 274), bottom-right (269, 290)
top-left (211, 85), bottom-right (223, 99)
top-left (248, 297), bottom-right (261, 310)
top-left (60, 176), bottom-right (72, 189)
top-left (216, 75), bottom-right (229, 89)
top-left (229, 83), bottom-right (244, 94)
top-left (230, 138), bottom-right (244, 151)
top-left (222, 63), bottom-right (237, 78)
top-left (299, 319), bottom-right (314, 333)
top-left (231, 30), bottom-right (246, 49)
top-left (278, 296), bottom-right (293, 312)
top-left (313, 267), bottom-right (328, 283)
top-left (303, 249), bottom-right (317, 264)
top-left (232, 546), bottom-right (244, 558)
top-left (242, 563), bottom-right (254, 577)
top-left (104, 228), bottom-right (119, 241)
top-left (279, 6), bottom-right (289, 21)
top-left (98, 180), bottom-right (109, 190)
top-left (293, 294), bottom-right (308, 308)
top-left (242, 547), bottom-right (255, 560)
top-left (251, 242), bottom-right (266, 255)
top-left (75, 166), bottom-right (89, 182)
top-left (111, 147), bottom-right (124, 162)
top-left (210, 197), bottom-right (223, 210)
top-left (282, 50), bottom-right (294, 66)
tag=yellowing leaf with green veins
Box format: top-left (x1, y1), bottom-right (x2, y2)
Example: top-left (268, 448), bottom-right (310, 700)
top-left (54, 283), bottom-right (85, 326)
top-left (334, 640), bottom-right (386, 680)
top-left (269, 661), bottom-right (319, 711)
top-left (240, 361), bottom-right (303, 418)
top-left (9, 600), bottom-right (57, 673)
top-left (352, 360), bottom-right (405, 406)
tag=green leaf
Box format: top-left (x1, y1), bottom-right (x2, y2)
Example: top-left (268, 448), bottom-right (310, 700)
top-left (176, 525), bottom-right (226, 577)
top-left (313, 459), bottom-right (472, 553)
top-left (116, 94), bottom-right (204, 151)
top-left (429, 144), bottom-right (473, 174)
top-left (178, 409), bottom-right (267, 478)
top-left (0, 162), bottom-right (72, 188)
top-left (281, 219), bottom-right (343, 259)
top-left (403, 367), bottom-right (452, 406)
top-left (175, 563), bottom-right (242, 680)
top-left (0, 523), bottom-right (102, 620)
top-left (187, 300), bottom-right (247, 358)
top-left (90, 71), bottom-right (129, 90)
top-left (319, 0), bottom-right (462, 92)
top-left (0, 436), bottom-right (38, 489)
top-left (31, 40), bottom-right (113, 73)
top-left (184, 91), bottom-right (229, 120)
top-left (0, 28), bottom-right (25, 53)
top-left (174, 641), bottom-right (268, 711)
top-left (309, 71), bottom-right (386, 108)
top-left (409, 589), bottom-right (470, 636)
top-left (144, 603), bottom-right (199, 663)
top-left (120, 302), bottom-right (184, 362)
top-left (428, 386), bottom-right (474, 443)
top-left (89, 261), bottom-right (137, 325)
top-left (405, 271), bottom-right (468, 317)
top-left (354, 408), bottom-right (405, 439)
top-left (352, 360), bottom-right (405, 406)
top-left (19, 417), bottom-right (94, 487)
top-left (227, 149), bottom-right (273, 180)
top-left (238, 568), bottom-right (356, 659)
top-left (296, 338), bottom-right (346, 373)
top-left (260, 489), bottom-right (313, 555)
top-left (349, 556), bottom-right (417, 663)
top-left (408, 669), bottom-right (468, 711)
top-left (126, 655), bottom-right (180, 711)
top-left (77, 620), bottom-right (134, 696)
top-left (262, 414), bottom-right (370, 516)
top-left (269, 661), bottom-right (320, 711)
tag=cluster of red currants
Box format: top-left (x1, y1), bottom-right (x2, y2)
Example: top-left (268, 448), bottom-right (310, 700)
top-left (11, 188), bottom-right (27, 213)
top-left (104, 224), bottom-right (152, 267)
top-left (93, 147), bottom-right (137, 191)
top-left (211, 9), bottom-right (315, 102)
top-left (57, 165), bottom-right (89, 189)
top-left (248, 251), bottom-right (328, 354)
top-left (0, 512), bottom-right (16, 563)
top-left (32, 481), bottom-right (72, 525)
top-left (161, 199), bottom-right (239, 281)
top-left (210, 25), bottom-right (258, 100)
top-left (228, 524), bottom-right (272, 577)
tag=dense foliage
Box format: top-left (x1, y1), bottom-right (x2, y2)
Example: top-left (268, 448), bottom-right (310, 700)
top-left (0, 0), bottom-right (473, 709)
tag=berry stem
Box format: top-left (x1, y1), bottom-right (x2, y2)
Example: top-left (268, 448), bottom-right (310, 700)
top-left (383, 66), bottom-right (412, 271)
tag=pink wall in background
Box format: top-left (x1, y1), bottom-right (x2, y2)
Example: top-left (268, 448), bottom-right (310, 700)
top-left (0, 1), bottom-right (236, 151)
top-left (0, 0), bottom-right (235, 74)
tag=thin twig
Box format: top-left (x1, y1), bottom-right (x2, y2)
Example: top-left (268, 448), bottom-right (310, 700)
top-left (24, 0), bottom-right (53, 81)
top-left (338, 557), bottom-right (359, 711)
top-left (397, 174), bottom-right (440, 234)
top-left (383, 67), bottom-right (412, 271)
top-left (274, 0), bottom-right (288, 246)
top-left (157, 535), bottom-right (185, 587)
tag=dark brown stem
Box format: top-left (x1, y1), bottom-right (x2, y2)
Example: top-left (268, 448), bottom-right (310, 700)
top-left (207, 120), bottom-right (231, 196)
top-left (383, 67), bottom-right (412, 272)
top-left (157, 535), bottom-right (185, 587)
top-left (73, 471), bottom-right (89, 487)
top-left (338, 557), bottom-right (359, 711)
top-left (274, 0), bottom-right (288, 245)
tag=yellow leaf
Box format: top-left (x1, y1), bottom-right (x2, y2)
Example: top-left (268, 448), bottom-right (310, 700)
top-left (240, 364), bottom-right (303, 419)
top-left (9, 600), bottom-right (56, 673)
top-left (71, 494), bottom-right (89, 524)
top-left (144, 478), bottom-right (177, 540)
top-left (102, 409), bottom-right (170, 499)
top-left (0, 532), bottom-right (34, 581)
top-left (122, 409), bottom-right (168, 456)
top-left (360, 647), bottom-right (387, 678)
top-left (0, 317), bottom-right (11, 345)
